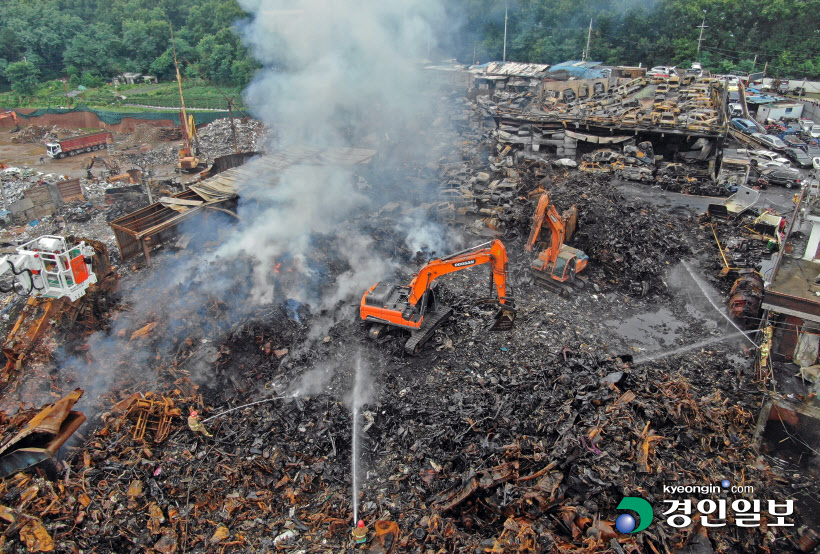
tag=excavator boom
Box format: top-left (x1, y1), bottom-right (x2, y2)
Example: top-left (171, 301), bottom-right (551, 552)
top-left (408, 240), bottom-right (509, 306)
top-left (0, 110), bottom-right (20, 132)
top-left (527, 192), bottom-right (589, 295)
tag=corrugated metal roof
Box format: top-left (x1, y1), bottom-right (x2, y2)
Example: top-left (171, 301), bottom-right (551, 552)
top-left (189, 146), bottom-right (376, 200)
top-left (478, 62), bottom-right (551, 78)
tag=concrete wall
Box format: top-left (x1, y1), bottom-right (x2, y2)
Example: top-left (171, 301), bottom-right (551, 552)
top-left (797, 98), bottom-right (820, 124)
top-left (761, 78), bottom-right (820, 94)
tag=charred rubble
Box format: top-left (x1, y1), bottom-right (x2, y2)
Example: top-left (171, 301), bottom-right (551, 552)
top-left (0, 93), bottom-right (815, 554)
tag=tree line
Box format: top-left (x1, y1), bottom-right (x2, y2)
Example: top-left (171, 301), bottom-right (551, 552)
top-left (445, 0), bottom-right (820, 80)
top-left (0, 0), bottom-right (258, 96)
top-left (2, 0), bottom-right (819, 98)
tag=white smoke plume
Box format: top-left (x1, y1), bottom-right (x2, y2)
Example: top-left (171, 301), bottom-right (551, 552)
top-left (217, 0), bottom-right (450, 306)
top-left (14, 0), bottom-right (456, 414)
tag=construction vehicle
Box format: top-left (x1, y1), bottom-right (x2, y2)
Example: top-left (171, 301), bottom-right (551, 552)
top-left (46, 131), bottom-right (112, 159)
top-left (84, 154), bottom-right (121, 177)
top-left (177, 110), bottom-right (201, 172)
top-left (526, 193), bottom-right (589, 295)
top-left (0, 236), bottom-right (98, 301)
top-left (1, 237), bottom-right (118, 385)
top-left (0, 110), bottom-right (19, 132)
top-left (171, 28), bottom-right (202, 173)
top-left (360, 240), bottom-right (516, 355)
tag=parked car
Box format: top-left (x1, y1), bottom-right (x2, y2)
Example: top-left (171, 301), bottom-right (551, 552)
top-left (731, 118), bottom-right (763, 134)
top-left (783, 147), bottom-right (813, 168)
top-left (752, 133), bottom-right (787, 151)
top-left (647, 66), bottom-right (677, 77)
top-left (753, 150), bottom-right (791, 165)
top-left (756, 160), bottom-right (790, 170)
top-left (782, 136), bottom-right (808, 151)
top-left (758, 166), bottom-right (803, 188)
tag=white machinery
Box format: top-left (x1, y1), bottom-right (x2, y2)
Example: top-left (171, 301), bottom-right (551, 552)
top-left (0, 236), bottom-right (98, 302)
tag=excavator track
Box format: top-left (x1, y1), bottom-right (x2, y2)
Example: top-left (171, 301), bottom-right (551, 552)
top-left (532, 271), bottom-right (587, 296)
top-left (403, 307), bottom-right (454, 355)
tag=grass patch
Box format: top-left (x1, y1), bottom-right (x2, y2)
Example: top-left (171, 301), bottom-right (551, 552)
top-left (0, 79), bottom-right (247, 112)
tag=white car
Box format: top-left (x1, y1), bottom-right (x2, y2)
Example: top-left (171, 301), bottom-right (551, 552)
top-left (647, 66), bottom-right (677, 77)
top-left (754, 150), bottom-right (791, 165)
top-left (757, 160), bottom-right (791, 169)
top-left (752, 133), bottom-right (787, 150)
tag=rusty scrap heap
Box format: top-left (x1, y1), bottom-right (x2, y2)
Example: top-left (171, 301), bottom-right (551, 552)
top-left (0, 83), bottom-right (815, 554)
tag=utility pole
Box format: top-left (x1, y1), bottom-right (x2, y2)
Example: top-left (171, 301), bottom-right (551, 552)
top-left (696, 18), bottom-right (708, 55)
top-left (503, 1), bottom-right (508, 62)
top-left (752, 54), bottom-right (757, 71)
top-left (583, 18), bottom-right (593, 62)
top-left (62, 79), bottom-right (70, 108)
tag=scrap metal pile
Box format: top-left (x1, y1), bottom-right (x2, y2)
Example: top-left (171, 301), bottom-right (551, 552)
top-left (484, 76), bottom-right (723, 136)
top-left (118, 118), bottom-right (268, 168)
top-left (0, 90), bottom-right (815, 554)
top-left (0, 282), bottom-right (807, 553)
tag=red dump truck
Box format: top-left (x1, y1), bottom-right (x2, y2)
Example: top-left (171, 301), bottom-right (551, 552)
top-left (46, 131), bottom-right (112, 159)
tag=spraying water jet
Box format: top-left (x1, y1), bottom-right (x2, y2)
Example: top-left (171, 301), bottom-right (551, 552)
top-left (351, 353), bottom-right (367, 525)
top-left (681, 261), bottom-right (757, 347)
top-left (633, 330), bottom-right (753, 364)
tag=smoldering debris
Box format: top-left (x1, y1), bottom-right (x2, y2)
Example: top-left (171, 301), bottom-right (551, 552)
top-left (0, 1), bottom-right (815, 553)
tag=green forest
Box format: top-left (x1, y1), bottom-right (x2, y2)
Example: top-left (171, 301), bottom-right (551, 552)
top-left (454, 0), bottom-right (820, 79)
top-left (1, 0), bottom-right (819, 100)
top-left (0, 0), bottom-right (257, 96)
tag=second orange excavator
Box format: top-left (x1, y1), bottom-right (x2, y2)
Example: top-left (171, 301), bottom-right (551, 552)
top-left (360, 239), bottom-right (516, 355)
top-left (0, 110), bottom-right (20, 132)
top-left (526, 192), bottom-right (589, 295)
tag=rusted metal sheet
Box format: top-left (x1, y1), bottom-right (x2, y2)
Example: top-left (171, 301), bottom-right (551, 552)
top-left (56, 178), bottom-right (84, 203)
top-left (366, 520), bottom-right (399, 554)
top-left (433, 462), bottom-right (519, 512)
top-left (0, 389), bottom-right (86, 478)
top-left (109, 189), bottom-right (213, 265)
top-left (763, 290), bottom-right (820, 322)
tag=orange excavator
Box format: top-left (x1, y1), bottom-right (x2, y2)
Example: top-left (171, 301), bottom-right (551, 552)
top-left (0, 110), bottom-right (20, 132)
top-left (360, 239), bottom-right (516, 355)
top-left (526, 192), bottom-right (589, 295)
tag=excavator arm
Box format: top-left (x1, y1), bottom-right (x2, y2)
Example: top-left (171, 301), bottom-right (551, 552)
top-left (526, 193), bottom-right (549, 253)
top-left (0, 110), bottom-right (19, 132)
top-left (407, 239), bottom-right (509, 306)
top-left (361, 239), bottom-right (515, 354)
top-left (526, 193), bottom-right (565, 266)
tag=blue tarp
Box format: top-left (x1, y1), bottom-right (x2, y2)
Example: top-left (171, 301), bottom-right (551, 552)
top-left (548, 60), bottom-right (606, 79)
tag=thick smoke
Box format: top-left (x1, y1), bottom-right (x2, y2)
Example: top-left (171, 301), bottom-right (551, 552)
top-left (221, 0), bottom-right (451, 309)
top-left (10, 1), bottom-right (456, 414)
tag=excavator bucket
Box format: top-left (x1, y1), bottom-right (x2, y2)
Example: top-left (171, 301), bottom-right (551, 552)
top-left (474, 298), bottom-right (517, 332)
top-left (490, 305), bottom-right (517, 331)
